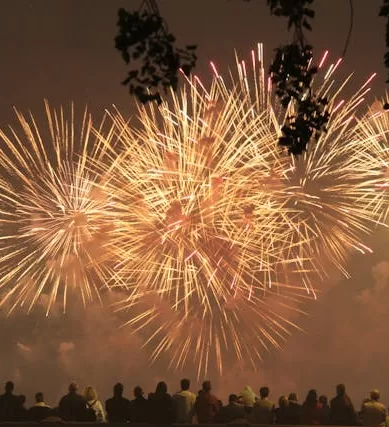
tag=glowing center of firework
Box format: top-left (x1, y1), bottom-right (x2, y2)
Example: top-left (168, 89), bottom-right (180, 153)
top-left (165, 200), bottom-right (188, 230)
top-left (70, 211), bottom-right (89, 227)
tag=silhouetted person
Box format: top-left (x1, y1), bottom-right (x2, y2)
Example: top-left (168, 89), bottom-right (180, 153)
top-left (41, 407), bottom-right (62, 423)
top-left (275, 396), bottom-right (290, 424)
top-left (173, 378), bottom-right (196, 423)
top-left (358, 399), bottom-right (371, 425)
top-left (195, 380), bottom-right (221, 423)
top-left (84, 385), bottom-right (106, 422)
top-left (238, 386), bottom-right (258, 414)
top-left (302, 389), bottom-right (323, 425)
top-left (58, 382), bottom-right (86, 421)
top-left (0, 381), bottom-right (20, 421)
top-left (148, 381), bottom-right (175, 424)
top-left (15, 394), bottom-right (28, 421)
top-left (216, 394), bottom-right (246, 423)
top-left (131, 386), bottom-right (149, 423)
top-left (28, 392), bottom-right (51, 422)
top-left (361, 389), bottom-right (386, 427)
top-left (286, 393), bottom-right (302, 424)
top-left (105, 383), bottom-right (131, 423)
top-left (319, 395), bottom-right (330, 424)
top-left (249, 386), bottom-right (275, 424)
top-left (330, 384), bottom-right (357, 426)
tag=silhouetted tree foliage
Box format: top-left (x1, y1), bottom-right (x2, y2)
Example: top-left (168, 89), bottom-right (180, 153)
top-left (115, 0), bottom-right (197, 104)
top-left (115, 0), bottom-right (389, 152)
top-left (265, 0), bottom-right (329, 155)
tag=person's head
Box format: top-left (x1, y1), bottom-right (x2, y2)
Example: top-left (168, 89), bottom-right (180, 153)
top-left (319, 395), bottom-right (328, 406)
top-left (35, 392), bottom-right (44, 403)
top-left (18, 395), bottom-right (26, 405)
top-left (202, 381), bottom-right (211, 392)
top-left (84, 386), bottom-right (98, 402)
top-left (259, 386), bottom-right (270, 399)
top-left (288, 393), bottom-right (298, 402)
top-left (279, 396), bottom-right (288, 408)
top-left (155, 381), bottom-right (167, 394)
top-left (370, 389), bottom-right (380, 401)
top-left (336, 384), bottom-right (346, 397)
top-left (305, 389), bottom-right (318, 406)
top-left (134, 386), bottom-right (143, 398)
top-left (181, 378), bottom-right (190, 391)
top-left (229, 394), bottom-right (238, 404)
top-left (5, 381), bottom-right (14, 394)
top-left (114, 383), bottom-right (124, 397)
top-left (68, 382), bottom-right (78, 393)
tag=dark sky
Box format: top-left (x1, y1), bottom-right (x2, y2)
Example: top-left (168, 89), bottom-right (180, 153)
top-left (0, 0), bottom-right (385, 121)
top-left (1, 0), bottom-right (389, 408)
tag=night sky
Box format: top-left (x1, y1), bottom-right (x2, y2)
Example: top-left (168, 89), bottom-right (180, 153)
top-left (1, 0), bottom-right (389, 409)
top-left (0, 0), bottom-right (385, 119)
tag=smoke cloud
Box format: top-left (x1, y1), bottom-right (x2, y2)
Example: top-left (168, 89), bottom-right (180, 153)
top-left (2, 230), bottom-right (389, 409)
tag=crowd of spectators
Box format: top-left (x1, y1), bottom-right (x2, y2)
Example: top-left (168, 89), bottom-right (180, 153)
top-left (0, 379), bottom-right (387, 425)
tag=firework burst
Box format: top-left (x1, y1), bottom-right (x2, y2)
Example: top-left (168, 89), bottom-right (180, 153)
top-left (104, 54), bottom-right (318, 375)
top-left (0, 45), bottom-right (386, 376)
top-left (280, 70), bottom-right (383, 279)
top-left (104, 46), bottom-right (387, 375)
top-left (213, 47), bottom-right (384, 280)
top-left (348, 98), bottom-right (389, 224)
top-left (0, 101), bottom-right (117, 314)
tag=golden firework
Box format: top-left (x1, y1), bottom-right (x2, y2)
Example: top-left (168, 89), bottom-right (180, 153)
top-left (105, 52), bottom-right (317, 376)
top-left (0, 101), bottom-right (117, 314)
top-left (105, 47), bottom-right (386, 375)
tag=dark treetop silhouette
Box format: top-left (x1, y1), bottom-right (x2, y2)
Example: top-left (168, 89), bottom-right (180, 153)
top-left (114, 0), bottom-right (356, 155)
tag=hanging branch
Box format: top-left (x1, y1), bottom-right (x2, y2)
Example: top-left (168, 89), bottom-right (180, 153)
top-left (267, 0), bottom-right (330, 155)
top-left (342, 0), bottom-right (354, 58)
top-left (115, 0), bottom-right (197, 104)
